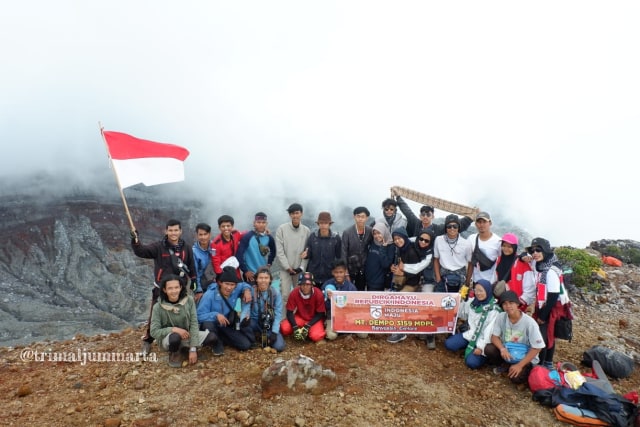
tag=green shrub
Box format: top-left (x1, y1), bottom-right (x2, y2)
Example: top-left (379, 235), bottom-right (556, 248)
top-left (604, 245), bottom-right (622, 258)
top-left (555, 247), bottom-right (602, 289)
top-left (628, 248), bottom-right (640, 266)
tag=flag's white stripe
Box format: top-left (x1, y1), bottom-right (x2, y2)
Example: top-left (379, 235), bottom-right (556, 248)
top-left (111, 157), bottom-right (185, 189)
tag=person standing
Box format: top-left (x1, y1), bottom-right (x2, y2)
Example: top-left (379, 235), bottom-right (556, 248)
top-left (275, 203), bottom-right (311, 303)
top-left (303, 211), bottom-right (342, 288)
top-left (364, 222), bottom-right (394, 292)
top-left (393, 190), bottom-right (474, 238)
top-left (211, 215), bottom-right (244, 277)
top-left (492, 233), bottom-right (535, 310)
top-left (236, 212), bottom-right (276, 284)
top-left (433, 214), bottom-right (472, 293)
top-left (387, 227), bottom-right (427, 344)
top-left (131, 219), bottom-right (196, 355)
top-left (192, 222), bottom-right (215, 303)
top-left (375, 198), bottom-right (407, 234)
top-left (467, 212), bottom-right (502, 285)
top-left (527, 237), bottom-right (572, 369)
top-left (341, 206), bottom-right (373, 291)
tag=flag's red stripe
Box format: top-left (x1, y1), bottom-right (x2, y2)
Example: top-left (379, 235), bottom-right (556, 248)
top-left (104, 131), bottom-right (190, 161)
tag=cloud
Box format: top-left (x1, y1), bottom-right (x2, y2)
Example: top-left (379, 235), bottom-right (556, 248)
top-left (2, 1), bottom-right (639, 247)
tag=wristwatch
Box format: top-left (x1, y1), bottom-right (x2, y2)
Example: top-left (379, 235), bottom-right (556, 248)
top-left (189, 347), bottom-right (197, 352)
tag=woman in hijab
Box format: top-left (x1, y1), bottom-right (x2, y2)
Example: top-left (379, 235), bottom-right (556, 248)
top-left (364, 222), bottom-right (394, 291)
top-left (387, 227), bottom-right (426, 344)
top-left (492, 233), bottom-right (535, 310)
top-left (444, 279), bottom-right (500, 369)
top-left (527, 237), bottom-right (572, 369)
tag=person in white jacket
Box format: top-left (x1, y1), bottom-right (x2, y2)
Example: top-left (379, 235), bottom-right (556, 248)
top-left (444, 279), bottom-right (500, 369)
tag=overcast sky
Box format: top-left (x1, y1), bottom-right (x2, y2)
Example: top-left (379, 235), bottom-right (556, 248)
top-left (2, 1), bottom-right (639, 248)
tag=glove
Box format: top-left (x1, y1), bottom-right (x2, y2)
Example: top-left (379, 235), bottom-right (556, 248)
top-left (459, 284), bottom-right (470, 301)
top-left (300, 325), bottom-right (310, 340)
top-left (293, 327), bottom-right (305, 341)
top-left (130, 229), bottom-right (139, 243)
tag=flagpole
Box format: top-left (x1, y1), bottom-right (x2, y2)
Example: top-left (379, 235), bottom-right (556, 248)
top-left (99, 122), bottom-right (138, 239)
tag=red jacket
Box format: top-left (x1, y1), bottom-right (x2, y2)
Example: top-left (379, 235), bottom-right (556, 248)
top-left (494, 256), bottom-right (534, 307)
top-left (211, 230), bottom-right (244, 275)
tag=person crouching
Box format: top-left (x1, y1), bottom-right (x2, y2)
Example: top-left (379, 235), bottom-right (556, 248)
top-left (150, 274), bottom-right (217, 367)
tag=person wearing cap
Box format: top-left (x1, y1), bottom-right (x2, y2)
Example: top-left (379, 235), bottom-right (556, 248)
top-left (485, 290), bottom-right (545, 383)
top-left (433, 214), bottom-right (473, 293)
top-left (150, 274), bottom-right (218, 367)
top-left (526, 237), bottom-right (572, 369)
top-left (302, 211), bottom-right (342, 287)
top-left (236, 212), bottom-right (276, 284)
top-left (492, 233), bottom-right (535, 310)
top-left (275, 203), bottom-right (311, 304)
top-left (444, 279), bottom-right (500, 369)
top-left (211, 215), bottom-right (244, 278)
top-left (392, 191), bottom-right (473, 238)
top-left (322, 260), bottom-right (367, 340)
top-left (280, 271), bottom-right (326, 342)
top-left (341, 206), bottom-right (373, 291)
top-left (196, 266), bottom-right (254, 356)
top-left (375, 198), bottom-right (407, 234)
top-left (467, 211), bottom-right (502, 285)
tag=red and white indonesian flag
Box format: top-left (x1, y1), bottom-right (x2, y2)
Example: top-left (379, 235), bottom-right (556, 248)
top-left (103, 131), bottom-right (190, 188)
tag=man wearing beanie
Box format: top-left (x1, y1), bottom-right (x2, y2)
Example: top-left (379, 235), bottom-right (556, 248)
top-left (197, 266), bottom-right (254, 356)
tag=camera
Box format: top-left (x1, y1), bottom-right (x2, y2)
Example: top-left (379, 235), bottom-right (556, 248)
top-left (260, 312), bottom-right (273, 330)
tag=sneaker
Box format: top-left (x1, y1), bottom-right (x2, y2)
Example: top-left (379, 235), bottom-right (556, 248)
top-left (426, 335), bottom-right (436, 350)
top-left (140, 341), bottom-right (152, 355)
top-left (212, 340), bottom-right (224, 357)
top-left (387, 334), bottom-right (407, 344)
top-left (168, 351), bottom-right (182, 368)
top-left (542, 361), bottom-right (554, 369)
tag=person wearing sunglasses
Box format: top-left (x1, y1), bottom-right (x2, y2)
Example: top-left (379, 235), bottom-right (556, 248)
top-left (433, 214), bottom-right (473, 294)
top-left (387, 227), bottom-right (427, 344)
top-left (375, 198), bottom-right (407, 234)
top-left (525, 237), bottom-right (572, 369)
top-left (393, 190), bottom-right (474, 238)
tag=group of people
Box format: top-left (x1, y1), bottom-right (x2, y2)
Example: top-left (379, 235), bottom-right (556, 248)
top-left (130, 195), bottom-right (572, 384)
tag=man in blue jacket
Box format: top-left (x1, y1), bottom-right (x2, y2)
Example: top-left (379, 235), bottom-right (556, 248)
top-left (197, 266), bottom-right (253, 356)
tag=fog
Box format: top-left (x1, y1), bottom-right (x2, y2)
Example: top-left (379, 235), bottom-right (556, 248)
top-left (2, 1), bottom-right (639, 247)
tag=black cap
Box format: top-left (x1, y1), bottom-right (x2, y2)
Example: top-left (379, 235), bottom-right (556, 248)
top-left (526, 237), bottom-right (552, 254)
top-left (499, 290), bottom-right (520, 305)
top-left (218, 266), bottom-right (239, 284)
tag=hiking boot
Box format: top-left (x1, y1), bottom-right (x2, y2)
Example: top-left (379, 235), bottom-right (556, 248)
top-left (168, 351), bottom-right (182, 368)
top-left (140, 341), bottom-right (152, 355)
top-left (387, 334), bottom-right (407, 344)
top-left (212, 340), bottom-right (224, 357)
top-left (426, 335), bottom-right (436, 350)
top-left (542, 361), bottom-right (554, 370)
top-left (493, 365), bottom-right (509, 375)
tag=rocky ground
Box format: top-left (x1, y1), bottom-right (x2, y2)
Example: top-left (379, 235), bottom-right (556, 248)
top-left (1, 263), bottom-right (639, 427)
